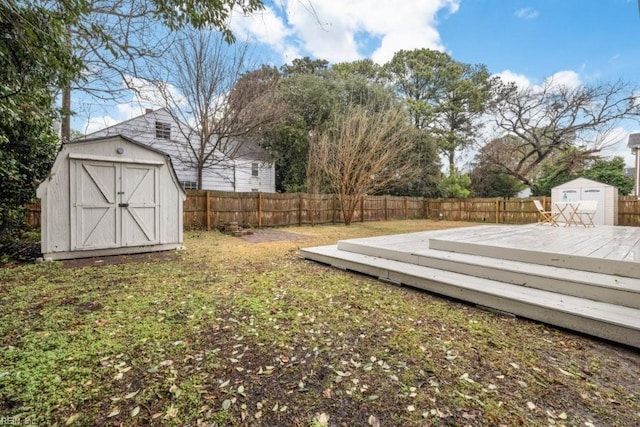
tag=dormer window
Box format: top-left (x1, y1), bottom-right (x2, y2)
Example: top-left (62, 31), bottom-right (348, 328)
top-left (155, 121), bottom-right (171, 139)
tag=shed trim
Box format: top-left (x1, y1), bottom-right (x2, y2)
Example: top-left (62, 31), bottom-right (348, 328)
top-left (68, 152), bottom-right (165, 165)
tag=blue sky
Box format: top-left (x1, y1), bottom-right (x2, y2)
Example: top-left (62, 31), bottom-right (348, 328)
top-left (79, 0), bottom-right (640, 166)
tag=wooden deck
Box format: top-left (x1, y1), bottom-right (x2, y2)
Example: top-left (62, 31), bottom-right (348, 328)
top-left (301, 224), bottom-right (640, 349)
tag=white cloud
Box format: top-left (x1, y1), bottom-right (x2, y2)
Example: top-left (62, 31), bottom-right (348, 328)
top-left (515, 7), bottom-right (539, 19)
top-left (600, 126), bottom-right (636, 166)
top-left (230, 0), bottom-right (460, 64)
top-left (494, 70), bottom-right (533, 89)
top-left (543, 70), bottom-right (582, 91)
top-left (84, 115), bottom-right (121, 134)
top-left (230, 5), bottom-right (296, 58)
top-left (494, 69), bottom-right (583, 92)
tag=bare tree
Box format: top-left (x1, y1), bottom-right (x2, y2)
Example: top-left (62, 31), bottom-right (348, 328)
top-left (59, 0), bottom-right (264, 141)
top-left (156, 31), bottom-right (283, 189)
top-left (488, 78), bottom-right (639, 186)
top-left (307, 105), bottom-right (419, 225)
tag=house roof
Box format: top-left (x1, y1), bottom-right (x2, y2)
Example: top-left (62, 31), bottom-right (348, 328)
top-left (81, 108), bottom-right (172, 139)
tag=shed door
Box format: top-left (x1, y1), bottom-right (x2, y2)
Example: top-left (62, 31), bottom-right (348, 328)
top-left (71, 160), bottom-right (159, 250)
top-left (121, 164), bottom-right (160, 247)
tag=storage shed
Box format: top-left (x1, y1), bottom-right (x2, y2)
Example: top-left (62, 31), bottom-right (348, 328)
top-left (551, 178), bottom-right (618, 226)
top-left (37, 135), bottom-right (186, 260)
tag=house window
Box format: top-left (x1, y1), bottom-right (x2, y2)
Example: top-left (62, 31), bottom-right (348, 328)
top-left (180, 180), bottom-right (197, 190)
top-left (251, 188), bottom-right (259, 193)
top-left (155, 121), bottom-right (171, 139)
top-left (251, 162), bottom-right (259, 177)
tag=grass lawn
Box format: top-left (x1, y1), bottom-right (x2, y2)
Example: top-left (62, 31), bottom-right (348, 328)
top-left (1, 220), bottom-right (638, 426)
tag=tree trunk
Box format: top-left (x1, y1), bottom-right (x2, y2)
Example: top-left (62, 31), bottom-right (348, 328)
top-left (197, 164), bottom-right (204, 190)
top-left (61, 86), bottom-right (71, 142)
top-left (60, 28), bottom-right (72, 142)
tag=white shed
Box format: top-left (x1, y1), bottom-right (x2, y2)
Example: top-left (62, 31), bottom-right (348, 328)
top-left (37, 135), bottom-right (186, 260)
top-left (551, 178), bottom-right (618, 226)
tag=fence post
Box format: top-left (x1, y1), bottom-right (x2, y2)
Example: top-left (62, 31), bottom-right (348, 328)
top-left (404, 197), bottom-right (409, 219)
top-left (258, 192), bottom-right (263, 228)
top-left (384, 196), bottom-right (388, 221)
top-left (298, 193), bottom-right (303, 226)
top-left (495, 199), bottom-right (499, 224)
top-left (206, 191), bottom-right (211, 231)
top-left (332, 195), bottom-right (337, 224)
top-left (360, 196), bottom-right (365, 222)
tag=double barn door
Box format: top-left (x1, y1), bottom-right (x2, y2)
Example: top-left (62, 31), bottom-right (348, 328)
top-left (70, 159), bottom-right (160, 250)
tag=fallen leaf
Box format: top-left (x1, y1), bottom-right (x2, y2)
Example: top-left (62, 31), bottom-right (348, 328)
top-left (222, 399), bottom-right (232, 410)
top-left (125, 390), bottom-right (140, 399)
top-left (65, 413), bottom-right (81, 425)
top-left (315, 412), bottom-right (330, 425)
top-left (107, 407), bottom-right (120, 418)
top-left (323, 388), bottom-right (332, 399)
top-left (407, 405), bottom-right (415, 412)
top-left (557, 368), bottom-right (575, 377)
top-left (130, 406), bottom-right (140, 417)
top-left (558, 412), bottom-right (568, 420)
top-left (526, 401), bottom-right (536, 410)
top-left (368, 414), bottom-right (381, 426)
top-left (164, 405), bottom-right (178, 419)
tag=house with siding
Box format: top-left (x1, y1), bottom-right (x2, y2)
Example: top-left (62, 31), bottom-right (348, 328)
top-left (82, 108), bottom-right (276, 192)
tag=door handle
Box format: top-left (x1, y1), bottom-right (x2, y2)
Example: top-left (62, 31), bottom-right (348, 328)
top-left (119, 203), bottom-right (129, 208)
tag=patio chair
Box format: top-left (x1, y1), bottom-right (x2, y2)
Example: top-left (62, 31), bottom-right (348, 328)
top-left (573, 200), bottom-right (598, 227)
top-left (533, 199), bottom-right (559, 226)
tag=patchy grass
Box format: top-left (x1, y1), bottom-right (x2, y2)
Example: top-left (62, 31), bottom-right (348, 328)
top-left (0, 220), bottom-right (638, 426)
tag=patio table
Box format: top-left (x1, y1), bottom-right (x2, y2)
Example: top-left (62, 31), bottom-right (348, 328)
top-left (554, 201), bottom-right (581, 227)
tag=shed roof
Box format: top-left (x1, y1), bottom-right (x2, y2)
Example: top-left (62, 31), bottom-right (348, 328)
top-left (552, 177), bottom-right (615, 189)
top-left (39, 134), bottom-right (186, 196)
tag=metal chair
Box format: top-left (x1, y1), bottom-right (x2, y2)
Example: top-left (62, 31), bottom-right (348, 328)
top-left (533, 199), bottom-right (559, 226)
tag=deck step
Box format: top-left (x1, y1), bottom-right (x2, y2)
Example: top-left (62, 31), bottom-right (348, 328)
top-left (337, 240), bottom-right (640, 310)
top-left (428, 236), bottom-right (640, 278)
top-left (301, 245), bottom-right (640, 349)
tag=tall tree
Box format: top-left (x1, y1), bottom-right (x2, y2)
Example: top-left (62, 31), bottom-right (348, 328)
top-left (261, 60), bottom-right (398, 192)
top-left (307, 104), bottom-right (419, 225)
top-left (1, 1), bottom-right (81, 240)
top-left (384, 48), bottom-right (493, 174)
top-left (156, 31), bottom-right (283, 189)
top-left (489, 78), bottom-right (639, 186)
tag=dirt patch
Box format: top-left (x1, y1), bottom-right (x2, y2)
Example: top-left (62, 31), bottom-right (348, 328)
top-left (62, 250), bottom-right (180, 268)
top-left (240, 228), bottom-right (310, 243)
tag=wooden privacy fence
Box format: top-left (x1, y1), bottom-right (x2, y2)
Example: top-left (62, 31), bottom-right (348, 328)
top-left (24, 193), bottom-right (640, 230)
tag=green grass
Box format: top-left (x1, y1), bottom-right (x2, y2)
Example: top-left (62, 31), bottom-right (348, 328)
top-left (0, 220), bottom-right (638, 426)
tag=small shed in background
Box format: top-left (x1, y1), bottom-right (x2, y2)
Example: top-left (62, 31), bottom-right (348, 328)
top-left (37, 135), bottom-right (185, 260)
top-left (551, 178), bottom-right (618, 226)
